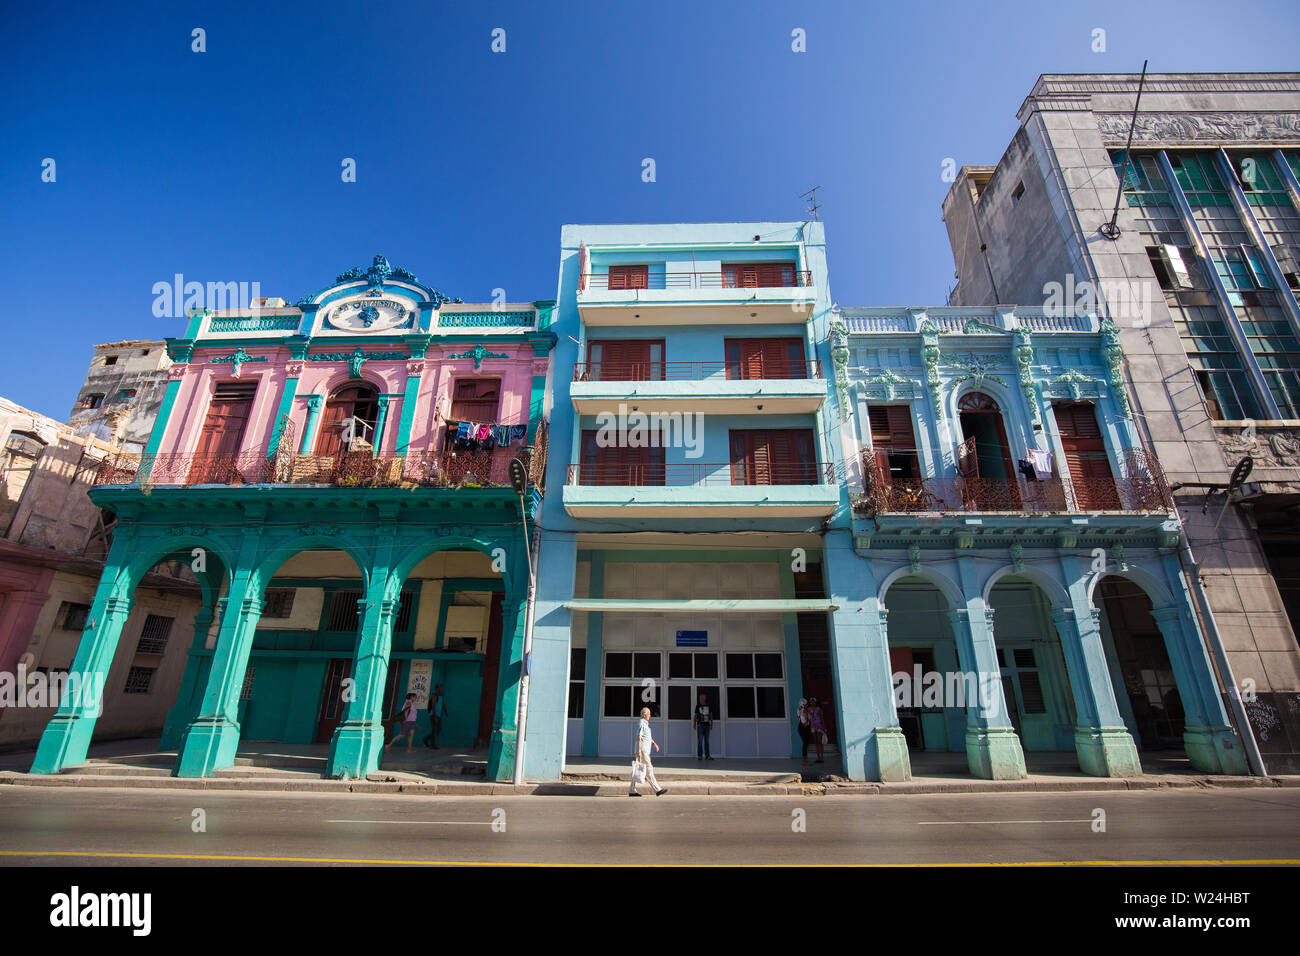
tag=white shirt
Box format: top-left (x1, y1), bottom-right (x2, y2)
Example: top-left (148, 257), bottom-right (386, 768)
top-left (636, 717), bottom-right (653, 757)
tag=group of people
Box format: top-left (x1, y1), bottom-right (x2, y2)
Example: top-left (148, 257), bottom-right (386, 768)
top-left (384, 685), bottom-right (448, 754)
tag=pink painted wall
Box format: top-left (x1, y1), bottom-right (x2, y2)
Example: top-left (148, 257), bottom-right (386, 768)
top-left (157, 342), bottom-right (540, 458)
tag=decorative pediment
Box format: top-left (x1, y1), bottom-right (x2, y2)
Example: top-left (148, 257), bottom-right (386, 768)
top-left (943, 352), bottom-right (1007, 389)
top-left (1043, 367), bottom-right (1106, 400)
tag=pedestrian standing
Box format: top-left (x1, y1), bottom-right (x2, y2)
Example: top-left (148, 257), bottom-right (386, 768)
top-left (693, 692), bottom-right (714, 761)
top-left (629, 706), bottom-right (667, 797)
top-left (808, 696), bottom-right (826, 764)
top-left (796, 697), bottom-right (812, 767)
top-left (385, 693), bottom-right (419, 754)
top-left (423, 684), bottom-right (446, 749)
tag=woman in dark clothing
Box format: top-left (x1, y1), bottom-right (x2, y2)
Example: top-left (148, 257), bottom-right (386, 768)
top-left (797, 697), bottom-right (812, 766)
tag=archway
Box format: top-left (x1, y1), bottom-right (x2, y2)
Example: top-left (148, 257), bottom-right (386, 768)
top-left (957, 391), bottom-right (1020, 509)
top-left (315, 381), bottom-right (379, 455)
top-left (1094, 575), bottom-right (1186, 755)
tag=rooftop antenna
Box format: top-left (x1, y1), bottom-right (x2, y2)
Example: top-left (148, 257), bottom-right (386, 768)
top-left (1100, 59), bottom-right (1149, 240)
top-left (800, 186), bottom-right (822, 221)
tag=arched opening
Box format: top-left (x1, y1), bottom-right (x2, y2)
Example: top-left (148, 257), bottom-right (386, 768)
top-left (1094, 576), bottom-right (1187, 755)
top-left (315, 381), bottom-right (379, 456)
top-left (1052, 401), bottom-right (1120, 509)
top-left (987, 577), bottom-right (1077, 754)
top-left (883, 576), bottom-right (966, 760)
top-left (957, 391), bottom-right (1021, 509)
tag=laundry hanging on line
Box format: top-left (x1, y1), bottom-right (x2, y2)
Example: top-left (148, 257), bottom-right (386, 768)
top-left (447, 420), bottom-right (530, 451)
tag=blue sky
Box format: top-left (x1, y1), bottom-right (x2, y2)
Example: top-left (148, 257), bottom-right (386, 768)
top-left (3, 0), bottom-right (1298, 418)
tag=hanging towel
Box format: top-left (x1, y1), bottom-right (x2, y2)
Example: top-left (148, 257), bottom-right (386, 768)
top-left (1017, 459), bottom-right (1037, 482)
top-left (456, 422), bottom-right (471, 442)
top-left (475, 424), bottom-right (491, 443)
top-left (1027, 448), bottom-right (1053, 480)
top-left (509, 424), bottom-right (528, 445)
top-left (490, 424), bottom-right (511, 447)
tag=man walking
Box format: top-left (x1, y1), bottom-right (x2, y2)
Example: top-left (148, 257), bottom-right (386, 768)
top-left (630, 706), bottom-right (667, 797)
top-left (693, 691), bottom-right (714, 761)
top-left (423, 684), bottom-right (446, 749)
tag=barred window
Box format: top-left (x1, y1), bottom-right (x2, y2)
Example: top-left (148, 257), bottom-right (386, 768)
top-left (59, 603), bottom-right (91, 631)
top-left (135, 614), bottom-right (174, 654)
top-left (124, 666), bottom-right (155, 694)
top-left (261, 588), bottom-right (296, 619)
top-left (240, 666), bottom-right (256, 701)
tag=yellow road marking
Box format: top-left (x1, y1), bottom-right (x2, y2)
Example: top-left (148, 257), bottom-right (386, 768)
top-left (0, 850), bottom-right (1297, 866)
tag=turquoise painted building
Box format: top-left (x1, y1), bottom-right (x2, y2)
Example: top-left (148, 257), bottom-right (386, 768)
top-left (29, 257), bottom-right (556, 781)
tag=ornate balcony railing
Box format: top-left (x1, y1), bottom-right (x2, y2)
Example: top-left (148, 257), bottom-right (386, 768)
top-left (580, 270), bottom-right (813, 291)
top-left (572, 359), bottom-right (823, 382)
top-left (566, 461), bottom-right (834, 486)
top-left (857, 448), bottom-right (1172, 516)
top-left (92, 442), bottom-right (544, 492)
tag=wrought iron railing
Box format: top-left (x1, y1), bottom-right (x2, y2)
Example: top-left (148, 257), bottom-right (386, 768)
top-left (858, 448), bottom-right (1172, 516)
top-left (566, 461), bottom-right (834, 486)
top-left (580, 270), bottom-right (813, 291)
top-left (572, 359), bottom-right (823, 382)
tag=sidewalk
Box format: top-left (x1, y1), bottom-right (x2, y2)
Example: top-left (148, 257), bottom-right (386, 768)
top-left (2, 737), bottom-right (1296, 796)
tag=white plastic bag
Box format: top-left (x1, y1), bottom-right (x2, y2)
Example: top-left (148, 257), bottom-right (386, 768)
top-left (630, 759), bottom-right (647, 785)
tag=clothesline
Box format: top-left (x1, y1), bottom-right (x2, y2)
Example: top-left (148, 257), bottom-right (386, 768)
top-left (448, 420), bottom-right (528, 450)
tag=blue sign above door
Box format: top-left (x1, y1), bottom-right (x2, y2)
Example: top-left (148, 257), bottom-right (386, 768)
top-left (675, 630), bottom-right (708, 647)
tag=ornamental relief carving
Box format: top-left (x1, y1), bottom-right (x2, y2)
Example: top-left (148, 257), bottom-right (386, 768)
top-left (1097, 111), bottom-right (1300, 146)
top-left (1218, 426), bottom-right (1300, 469)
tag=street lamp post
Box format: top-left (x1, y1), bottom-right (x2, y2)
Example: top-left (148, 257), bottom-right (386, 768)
top-left (509, 457), bottom-right (539, 786)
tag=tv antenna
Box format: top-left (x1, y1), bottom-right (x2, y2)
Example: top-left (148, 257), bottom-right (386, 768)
top-left (800, 186), bottom-right (822, 221)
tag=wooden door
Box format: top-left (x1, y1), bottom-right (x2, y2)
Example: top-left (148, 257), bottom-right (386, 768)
top-left (1055, 402), bottom-right (1120, 509)
top-left (190, 382), bottom-right (255, 483)
top-left (587, 340), bottom-right (664, 381)
top-left (315, 658), bottom-right (352, 743)
top-left (729, 429), bottom-right (817, 485)
top-left (607, 264), bottom-right (649, 290)
top-left (867, 405), bottom-right (919, 483)
top-left (725, 338), bottom-right (806, 379)
top-left (723, 262), bottom-right (797, 288)
top-left (580, 430), bottom-right (665, 485)
top-left (315, 384), bottom-right (379, 456)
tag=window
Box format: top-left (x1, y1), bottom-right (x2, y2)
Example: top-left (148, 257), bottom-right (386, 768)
top-left (261, 588), bottom-right (296, 619)
top-left (135, 614), bottom-right (174, 655)
top-left (579, 430), bottom-right (666, 485)
top-left (726, 653), bottom-right (754, 679)
top-left (1011, 181), bottom-right (1025, 204)
top-left (1146, 245), bottom-right (1195, 290)
top-left (667, 684), bottom-right (692, 720)
top-left (724, 338), bottom-right (807, 380)
top-left (59, 602), bottom-right (91, 631)
top-left (119, 388), bottom-right (138, 400)
top-left (633, 653), bottom-right (661, 679)
top-left (585, 340), bottom-right (665, 381)
top-left (727, 686), bottom-right (756, 718)
top-left (722, 262), bottom-right (799, 288)
top-left (729, 429), bottom-right (818, 485)
top-left (81, 394), bottom-right (105, 410)
top-left (607, 264), bottom-right (649, 290)
top-left (240, 666), bottom-right (256, 701)
top-left (754, 653), bottom-right (783, 679)
top-left (603, 684), bottom-right (634, 718)
top-left (5, 431), bottom-right (45, 459)
top-left (325, 590), bottom-right (362, 631)
top-left (756, 686), bottom-right (786, 718)
top-left (103, 355), bottom-right (118, 366)
top-left (123, 666), bottom-right (155, 694)
top-left (867, 405), bottom-right (920, 483)
top-left (604, 652), bottom-right (632, 679)
top-left (448, 378), bottom-right (501, 422)
top-left (668, 653), bottom-right (693, 679)
top-left (393, 591), bottom-right (416, 631)
top-left (568, 648), bottom-right (586, 719)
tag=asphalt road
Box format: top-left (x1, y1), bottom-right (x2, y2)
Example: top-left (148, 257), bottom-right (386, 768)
top-left (1, 786), bottom-right (1298, 866)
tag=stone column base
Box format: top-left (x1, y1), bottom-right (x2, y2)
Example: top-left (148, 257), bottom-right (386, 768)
top-left (487, 727), bottom-right (517, 782)
top-left (175, 716), bottom-right (241, 777)
top-left (1184, 725), bottom-right (1248, 774)
top-left (29, 714), bottom-right (95, 774)
top-left (327, 720), bottom-right (386, 779)
top-left (1074, 726), bottom-right (1142, 777)
top-left (965, 727), bottom-right (1027, 780)
top-left (868, 727), bottom-right (913, 782)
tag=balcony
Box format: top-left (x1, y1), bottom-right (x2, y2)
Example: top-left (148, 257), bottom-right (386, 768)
top-left (577, 271), bottom-right (817, 326)
top-left (570, 359), bottom-right (826, 414)
top-left (562, 460), bottom-right (838, 518)
top-left (92, 443), bottom-right (544, 492)
top-left (855, 449), bottom-right (1173, 517)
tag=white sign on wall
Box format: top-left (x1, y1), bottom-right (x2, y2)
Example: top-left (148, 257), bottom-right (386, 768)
top-left (407, 659), bottom-right (433, 708)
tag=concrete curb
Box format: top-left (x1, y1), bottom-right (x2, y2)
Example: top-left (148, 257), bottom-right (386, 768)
top-left (2, 769), bottom-right (1297, 797)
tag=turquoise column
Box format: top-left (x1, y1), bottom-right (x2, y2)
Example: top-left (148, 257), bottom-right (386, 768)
top-left (144, 375), bottom-right (183, 457)
top-left (953, 555), bottom-right (1027, 779)
top-left (30, 535), bottom-right (136, 773)
top-left (266, 370), bottom-right (301, 456)
top-left (824, 531), bottom-right (909, 782)
top-left (1149, 580), bottom-right (1247, 774)
top-left (300, 395), bottom-right (323, 454)
top-left (581, 552), bottom-right (605, 757)
top-left (328, 556), bottom-right (396, 778)
top-left (175, 521), bottom-right (266, 777)
top-left (160, 607), bottom-right (215, 748)
top-left (778, 558), bottom-right (806, 758)
top-left (487, 595), bottom-right (526, 780)
top-left (523, 529), bottom-right (576, 781)
top-left (1055, 553), bottom-right (1142, 777)
top-left (372, 396), bottom-right (391, 457)
top-left (394, 362), bottom-right (423, 455)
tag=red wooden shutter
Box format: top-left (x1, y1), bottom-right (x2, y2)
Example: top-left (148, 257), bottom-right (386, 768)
top-left (608, 265), bottom-right (648, 290)
top-left (190, 382), bottom-right (255, 483)
top-left (1055, 403), bottom-right (1119, 509)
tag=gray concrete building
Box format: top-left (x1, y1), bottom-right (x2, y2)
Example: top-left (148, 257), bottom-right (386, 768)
top-left (68, 340), bottom-right (172, 454)
top-left (942, 72), bottom-right (1300, 772)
